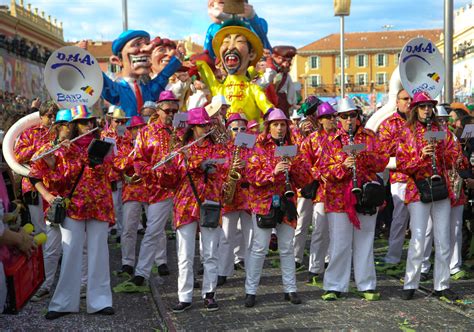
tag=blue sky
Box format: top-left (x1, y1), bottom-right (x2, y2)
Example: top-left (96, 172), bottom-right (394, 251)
top-left (2, 0), bottom-right (473, 48)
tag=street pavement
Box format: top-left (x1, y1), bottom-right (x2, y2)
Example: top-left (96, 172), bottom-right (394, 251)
top-left (1, 231), bottom-right (474, 331)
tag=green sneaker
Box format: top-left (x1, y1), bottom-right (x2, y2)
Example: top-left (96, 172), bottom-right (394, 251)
top-left (451, 270), bottom-right (469, 280)
top-left (321, 291), bottom-right (340, 301)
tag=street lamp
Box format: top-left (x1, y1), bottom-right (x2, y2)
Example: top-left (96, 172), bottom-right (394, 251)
top-left (122, 0), bottom-right (128, 31)
top-left (334, 0), bottom-right (351, 98)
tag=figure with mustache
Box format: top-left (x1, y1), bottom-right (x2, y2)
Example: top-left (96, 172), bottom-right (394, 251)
top-left (100, 30), bottom-right (183, 118)
top-left (205, 0), bottom-right (271, 60)
top-left (196, 20), bottom-right (273, 122)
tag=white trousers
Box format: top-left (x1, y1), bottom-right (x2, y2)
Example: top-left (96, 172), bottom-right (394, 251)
top-left (324, 212), bottom-right (377, 292)
top-left (421, 217), bottom-right (434, 274)
top-left (245, 215), bottom-right (297, 295)
top-left (155, 209), bottom-right (171, 266)
top-left (28, 199), bottom-right (45, 234)
top-left (385, 182), bottom-right (410, 264)
top-left (233, 218), bottom-right (244, 264)
top-left (48, 217), bottom-right (112, 313)
top-left (112, 183), bottom-right (123, 236)
top-left (121, 201), bottom-right (148, 267)
top-left (218, 210), bottom-right (253, 276)
top-left (404, 199), bottom-right (451, 291)
top-left (308, 202), bottom-right (329, 274)
top-left (42, 224), bottom-right (62, 291)
top-left (176, 222), bottom-right (220, 303)
top-left (135, 199), bottom-right (172, 278)
top-left (293, 198), bottom-right (314, 264)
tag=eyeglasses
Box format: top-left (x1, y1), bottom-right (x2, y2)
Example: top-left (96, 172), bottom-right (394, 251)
top-left (320, 114), bottom-right (337, 120)
top-left (398, 97), bottom-right (411, 101)
top-left (160, 107), bottom-right (178, 114)
top-left (338, 112), bottom-right (358, 120)
top-left (231, 126), bottom-right (247, 132)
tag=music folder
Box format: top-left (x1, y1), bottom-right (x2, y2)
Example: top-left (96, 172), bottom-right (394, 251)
top-left (87, 139), bottom-right (113, 167)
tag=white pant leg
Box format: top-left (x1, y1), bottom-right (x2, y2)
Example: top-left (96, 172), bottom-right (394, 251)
top-left (449, 205), bottom-right (464, 274)
top-left (309, 202), bottom-right (329, 274)
top-left (277, 222), bottom-right (298, 293)
top-left (245, 214), bottom-right (272, 295)
top-left (239, 211), bottom-right (253, 264)
top-left (42, 224), bottom-right (62, 291)
top-left (233, 218), bottom-right (244, 263)
top-left (201, 226), bottom-right (221, 298)
top-left (81, 233), bottom-right (88, 287)
top-left (404, 202), bottom-right (431, 290)
top-left (353, 212), bottom-right (377, 291)
top-left (85, 219), bottom-right (112, 313)
top-left (155, 209), bottom-right (171, 266)
top-left (112, 184), bottom-right (123, 236)
top-left (421, 216), bottom-right (434, 274)
top-left (28, 199), bottom-right (45, 234)
top-left (121, 201), bottom-right (142, 267)
top-left (176, 222), bottom-right (197, 303)
top-left (219, 211), bottom-right (240, 276)
top-left (324, 213), bottom-right (353, 292)
top-left (48, 217), bottom-right (85, 312)
top-left (431, 199), bottom-right (451, 291)
top-left (385, 182), bottom-right (410, 264)
top-left (293, 198), bottom-right (313, 264)
top-left (135, 199), bottom-right (172, 278)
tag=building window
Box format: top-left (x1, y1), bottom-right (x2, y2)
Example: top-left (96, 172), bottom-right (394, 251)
top-left (336, 55), bottom-right (349, 68)
top-left (356, 73), bottom-right (367, 86)
top-left (356, 54), bottom-right (367, 67)
top-left (395, 52), bottom-right (400, 65)
top-left (376, 53), bottom-right (387, 67)
top-left (310, 75), bottom-right (321, 87)
top-left (376, 73), bottom-right (387, 85)
top-left (308, 56), bottom-right (320, 69)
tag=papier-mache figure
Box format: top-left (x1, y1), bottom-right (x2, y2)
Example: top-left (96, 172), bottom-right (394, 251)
top-left (196, 19), bottom-right (273, 122)
top-left (204, 0), bottom-right (271, 60)
top-left (100, 30), bottom-right (183, 118)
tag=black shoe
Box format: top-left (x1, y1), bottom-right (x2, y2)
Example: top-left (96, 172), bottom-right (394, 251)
top-left (307, 272), bottom-right (319, 283)
top-left (131, 275), bottom-right (145, 286)
top-left (197, 264), bottom-right (204, 276)
top-left (172, 302), bottom-right (192, 313)
top-left (284, 292), bottom-right (302, 305)
top-left (95, 307), bottom-right (114, 315)
top-left (434, 289), bottom-right (460, 302)
top-left (234, 261), bottom-right (245, 270)
top-left (45, 311), bottom-right (71, 320)
top-left (217, 275), bottom-right (227, 286)
top-left (157, 264), bottom-right (170, 276)
top-left (204, 292), bottom-right (219, 311)
top-left (244, 294), bottom-right (256, 308)
top-left (194, 278), bottom-right (201, 289)
top-left (120, 265), bottom-right (134, 276)
top-left (401, 289), bottom-right (415, 300)
top-left (420, 273), bottom-right (431, 282)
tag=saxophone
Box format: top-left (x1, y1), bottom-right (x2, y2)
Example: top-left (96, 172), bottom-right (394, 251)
top-left (449, 155), bottom-right (463, 200)
top-left (222, 146), bottom-right (242, 205)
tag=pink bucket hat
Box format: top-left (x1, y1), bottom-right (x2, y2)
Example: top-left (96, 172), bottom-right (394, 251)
top-left (247, 120), bottom-right (259, 129)
top-left (187, 107), bottom-right (212, 125)
top-left (264, 108), bottom-right (290, 124)
top-left (410, 91), bottom-right (438, 110)
top-left (158, 90), bottom-right (179, 103)
top-left (226, 113), bottom-right (248, 128)
top-left (127, 116), bottom-right (146, 128)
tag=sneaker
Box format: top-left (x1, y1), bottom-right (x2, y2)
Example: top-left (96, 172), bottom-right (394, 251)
top-left (284, 292), bottom-right (302, 305)
top-left (307, 272), bottom-right (319, 284)
top-left (45, 311), bottom-right (71, 320)
top-left (217, 275), bottom-right (227, 286)
top-left (31, 288), bottom-right (50, 302)
top-left (119, 265), bottom-right (134, 277)
top-left (434, 289), bottom-right (460, 302)
top-left (157, 264), bottom-right (170, 276)
top-left (234, 261), bottom-right (245, 271)
top-left (244, 294), bottom-right (256, 308)
top-left (172, 302), bottom-right (192, 313)
top-left (204, 293), bottom-right (219, 311)
top-left (451, 270), bottom-right (469, 280)
top-left (401, 289), bottom-right (415, 300)
top-left (95, 307), bottom-right (114, 315)
top-left (362, 290), bottom-right (381, 301)
top-left (131, 275), bottom-right (145, 286)
top-left (321, 291), bottom-right (340, 301)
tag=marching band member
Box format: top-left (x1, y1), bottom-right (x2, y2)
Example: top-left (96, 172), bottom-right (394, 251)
top-left (160, 107), bottom-right (228, 313)
top-left (217, 113), bottom-right (252, 286)
top-left (320, 98), bottom-right (387, 301)
top-left (299, 102), bottom-right (338, 283)
top-left (244, 108), bottom-right (312, 308)
top-left (14, 101), bottom-right (58, 234)
top-left (101, 107), bottom-right (133, 243)
top-left (44, 105), bottom-right (115, 319)
top-left (397, 92), bottom-right (457, 300)
top-left (380, 89), bottom-right (412, 265)
top-left (247, 120), bottom-right (260, 134)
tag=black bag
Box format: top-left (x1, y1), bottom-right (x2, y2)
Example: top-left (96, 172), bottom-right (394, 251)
top-left (300, 180), bottom-right (319, 200)
top-left (415, 177), bottom-right (449, 203)
top-left (355, 181), bottom-right (386, 215)
top-left (256, 206), bottom-right (283, 228)
top-left (23, 191), bottom-right (39, 205)
top-left (186, 172), bottom-right (221, 228)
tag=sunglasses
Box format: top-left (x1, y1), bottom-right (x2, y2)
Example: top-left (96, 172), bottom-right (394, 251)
top-left (113, 119), bottom-right (127, 124)
top-left (338, 112), bottom-right (358, 120)
top-left (231, 126), bottom-right (247, 132)
top-left (160, 107), bottom-right (178, 114)
top-left (320, 114), bottom-right (337, 120)
top-left (398, 97), bottom-right (411, 101)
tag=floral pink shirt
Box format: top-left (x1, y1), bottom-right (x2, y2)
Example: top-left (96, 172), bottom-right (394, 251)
top-left (320, 127), bottom-right (388, 213)
top-left (101, 127), bottom-right (133, 183)
top-left (14, 124), bottom-right (50, 194)
top-left (246, 133), bottom-right (312, 228)
top-left (396, 121), bottom-right (456, 204)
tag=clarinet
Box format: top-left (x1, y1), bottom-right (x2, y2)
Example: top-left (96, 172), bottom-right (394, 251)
top-left (279, 137), bottom-right (295, 198)
top-left (426, 117), bottom-right (442, 181)
top-left (348, 122), bottom-right (362, 194)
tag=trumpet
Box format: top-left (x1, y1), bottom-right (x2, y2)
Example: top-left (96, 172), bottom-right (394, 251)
top-left (348, 122), bottom-right (362, 194)
top-left (426, 117), bottom-right (442, 181)
top-left (279, 137), bottom-right (295, 198)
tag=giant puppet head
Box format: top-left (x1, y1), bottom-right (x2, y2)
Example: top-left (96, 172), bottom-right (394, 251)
top-left (110, 30), bottom-right (153, 79)
top-left (208, 0), bottom-right (256, 23)
top-left (271, 46), bottom-right (297, 74)
top-left (150, 36), bottom-right (177, 76)
top-left (212, 20), bottom-right (263, 76)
